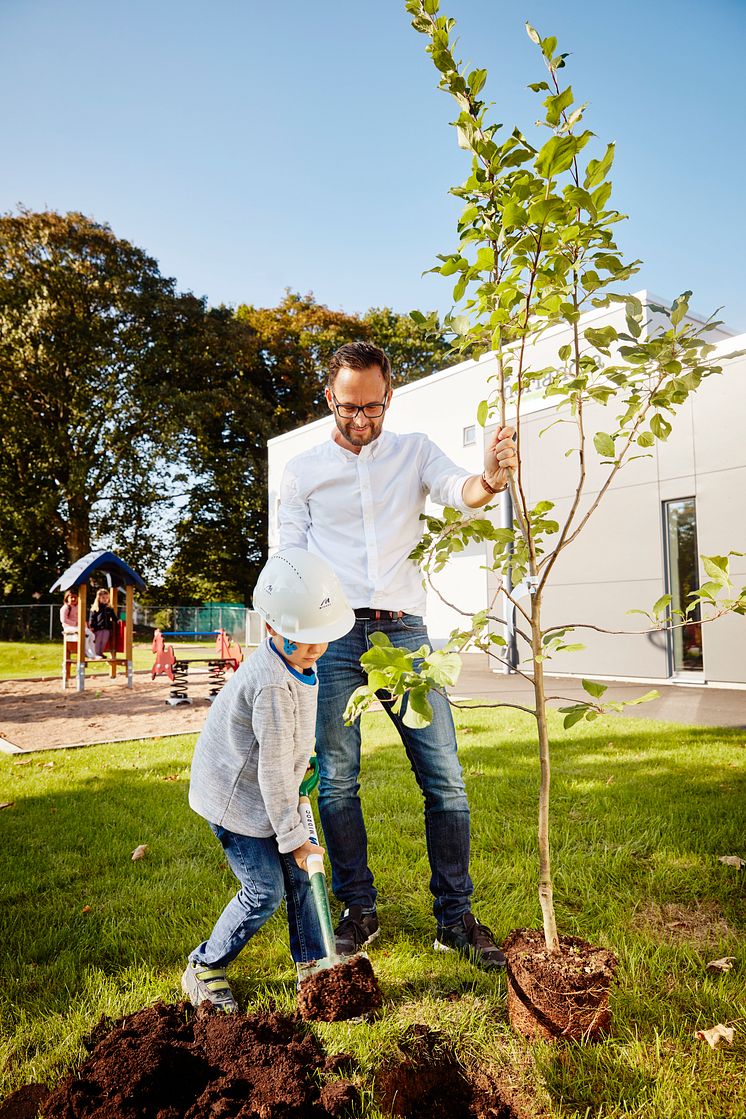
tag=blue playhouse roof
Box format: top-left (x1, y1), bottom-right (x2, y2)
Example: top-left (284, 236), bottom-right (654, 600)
top-left (50, 550), bottom-right (146, 593)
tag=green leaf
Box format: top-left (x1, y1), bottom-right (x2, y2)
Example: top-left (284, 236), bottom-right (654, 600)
top-left (650, 413), bottom-right (672, 441)
top-left (468, 68), bottom-right (487, 96)
top-left (366, 669), bottom-right (389, 693)
top-left (424, 650), bottom-right (462, 686)
top-left (651, 594), bottom-right (671, 618)
top-left (423, 0), bottom-right (439, 13)
top-left (536, 135), bottom-right (580, 178)
top-left (476, 399), bottom-right (489, 427)
top-left (670, 291), bottom-right (692, 326)
top-left (563, 708), bottom-right (587, 729)
top-left (525, 22), bottom-right (541, 44)
top-left (402, 685), bottom-right (434, 729)
top-left (544, 85), bottom-right (574, 127)
top-left (583, 142), bottom-right (615, 189)
top-left (623, 689), bottom-right (660, 707)
top-left (593, 431), bottom-right (615, 458)
top-left (582, 678), bottom-right (608, 698)
top-left (502, 200), bottom-right (527, 228)
top-left (368, 632), bottom-right (393, 648)
top-left (702, 555), bottom-right (731, 585)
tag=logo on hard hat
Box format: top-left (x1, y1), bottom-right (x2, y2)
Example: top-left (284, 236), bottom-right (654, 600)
top-left (319, 596), bottom-right (331, 609)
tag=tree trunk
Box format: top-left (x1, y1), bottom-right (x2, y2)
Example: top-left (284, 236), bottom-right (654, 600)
top-left (531, 594), bottom-right (559, 952)
top-left (65, 495), bottom-right (91, 562)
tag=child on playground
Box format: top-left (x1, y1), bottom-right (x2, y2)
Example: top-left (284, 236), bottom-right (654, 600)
top-left (59, 589), bottom-right (96, 660)
top-left (88, 588), bottom-right (117, 658)
top-left (182, 547), bottom-right (354, 1012)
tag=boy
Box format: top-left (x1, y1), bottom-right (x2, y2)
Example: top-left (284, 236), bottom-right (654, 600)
top-left (182, 547), bottom-right (354, 1011)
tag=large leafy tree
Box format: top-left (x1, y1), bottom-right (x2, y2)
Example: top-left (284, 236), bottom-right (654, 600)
top-left (162, 307), bottom-right (275, 602)
top-left (360, 305), bottom-right (451, 388)
top-left (0, 209), bottom-right (197, 594)
top-left (0, 215), bottom-right (453, 602)
top-left (239, 290), bottom-right (452, 427)
top-left (236, 290), bottom-right (369, 429)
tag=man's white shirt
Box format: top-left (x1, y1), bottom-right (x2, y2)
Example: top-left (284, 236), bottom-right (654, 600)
top-left (278, 430), bottom-right (471, 616)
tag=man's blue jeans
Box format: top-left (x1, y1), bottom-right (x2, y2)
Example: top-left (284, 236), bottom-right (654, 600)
top-left (315, 614), bottom-right (473, 927)
top-left (190, 825), bottom-right (325, 967)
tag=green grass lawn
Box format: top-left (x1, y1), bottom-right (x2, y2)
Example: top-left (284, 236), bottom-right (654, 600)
top-left (1, 709), bottom-right (744, 1116)
top-left (0, 641), bottom-right (156, 679)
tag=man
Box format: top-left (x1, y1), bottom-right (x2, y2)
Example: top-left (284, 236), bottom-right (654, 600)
top-left (278, 340), bottom-right (517, 969)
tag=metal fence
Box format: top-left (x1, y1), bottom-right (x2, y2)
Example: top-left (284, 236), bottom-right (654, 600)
top-left (0, 604), bottom-right (264, 646)
top-left (0, 604), bottom-right (58, 642)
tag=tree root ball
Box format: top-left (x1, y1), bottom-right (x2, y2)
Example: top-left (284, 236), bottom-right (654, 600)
top-left (503, 928), bottom-right (618, 1041)
top-left (297, 955), bottom-right (383, 1022)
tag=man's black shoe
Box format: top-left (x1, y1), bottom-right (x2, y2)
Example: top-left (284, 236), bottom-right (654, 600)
top-left (434, 912), bottom-right (506, 970)
top-left (334, 905), bottom-right (380, 956)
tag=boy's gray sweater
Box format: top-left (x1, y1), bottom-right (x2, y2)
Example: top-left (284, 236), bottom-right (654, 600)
top-left (188, 638), bottom-right (317, 853)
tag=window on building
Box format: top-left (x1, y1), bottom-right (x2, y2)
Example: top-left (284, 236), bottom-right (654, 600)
top-left (463, 425), bottom-right (476, 446)
top-left (663, 498), bottom-right (703, 673)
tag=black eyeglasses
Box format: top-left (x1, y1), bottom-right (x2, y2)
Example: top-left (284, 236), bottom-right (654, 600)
top-left (331, 391), bottom-right (387, 419)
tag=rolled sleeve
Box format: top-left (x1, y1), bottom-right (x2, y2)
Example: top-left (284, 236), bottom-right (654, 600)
top-left (278, 466), bottom-right (311, 549)
top-left (419, 438), bottom-right (472, 512)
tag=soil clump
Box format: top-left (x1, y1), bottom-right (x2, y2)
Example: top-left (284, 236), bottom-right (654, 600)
top-left (503, 928), bottom-right (618, 1041)
top-left (7, 1000), bottom-right (359, 1118)
top-left (297, 955), bottom-right (383, 1022)
top-left (375, 1025), bottom-right (518, 1119)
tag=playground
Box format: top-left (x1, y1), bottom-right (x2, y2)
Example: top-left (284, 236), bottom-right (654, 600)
top-left (0, 672), bottom-right (210, 752)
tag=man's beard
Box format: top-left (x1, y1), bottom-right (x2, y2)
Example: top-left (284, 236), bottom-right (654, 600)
top-left (335, 416), bottom-right (383, 446)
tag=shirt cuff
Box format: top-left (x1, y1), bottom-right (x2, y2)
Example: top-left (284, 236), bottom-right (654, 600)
top-left (276, 820), bottom-right (309, 855)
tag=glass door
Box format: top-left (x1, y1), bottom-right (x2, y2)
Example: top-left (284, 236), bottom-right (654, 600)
top-left (663, 498), bottom-right (703, 674)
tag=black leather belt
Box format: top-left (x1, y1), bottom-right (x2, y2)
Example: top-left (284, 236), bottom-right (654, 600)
top-left (354, 608), bottom-right (404, 621)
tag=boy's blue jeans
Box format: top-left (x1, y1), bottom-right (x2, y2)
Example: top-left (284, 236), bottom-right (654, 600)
top-left (315, 614), bottom-right (473, 928)
top-left (190, 825), bottom-right (325, 967)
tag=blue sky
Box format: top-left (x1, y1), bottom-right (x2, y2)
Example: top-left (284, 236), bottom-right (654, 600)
top-left (2, 0), bottom-right (745, 331)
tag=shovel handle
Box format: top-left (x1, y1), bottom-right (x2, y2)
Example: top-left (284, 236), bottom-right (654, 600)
top-left (298, 795), bottom-right (336, 959)
top-left (298, 795), bottom-right (320, 846)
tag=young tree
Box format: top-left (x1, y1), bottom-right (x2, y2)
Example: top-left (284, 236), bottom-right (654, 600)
top-left (345, 1), bottom-right (745, 966)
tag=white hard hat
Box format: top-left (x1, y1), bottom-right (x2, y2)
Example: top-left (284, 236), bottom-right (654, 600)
top-left (253, 548), bottom-right (355, 644)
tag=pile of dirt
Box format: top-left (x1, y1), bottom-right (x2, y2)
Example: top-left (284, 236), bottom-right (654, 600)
top-left (1, 1001), bottom-right (360, 1119)
top-left (376, 1025), bottom-right (518, 1119)
top-left (297, 955), bottom-right (383, 1022)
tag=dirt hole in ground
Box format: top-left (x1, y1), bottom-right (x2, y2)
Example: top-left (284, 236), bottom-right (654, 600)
top-left (376, 1025), bottom-right (519, 1119)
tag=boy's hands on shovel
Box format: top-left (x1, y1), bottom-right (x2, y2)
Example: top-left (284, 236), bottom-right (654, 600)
top-left (293, 839), bottom-right (325, 871)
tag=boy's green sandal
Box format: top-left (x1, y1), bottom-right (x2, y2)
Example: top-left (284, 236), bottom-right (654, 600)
top-left (181, 961), bottom-right (238, 1013)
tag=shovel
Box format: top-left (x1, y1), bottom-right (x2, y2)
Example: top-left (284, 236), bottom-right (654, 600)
top-left (296, 758), bottom-right (348, 980)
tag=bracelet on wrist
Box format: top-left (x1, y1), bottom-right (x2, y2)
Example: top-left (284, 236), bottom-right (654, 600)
top-left (479, 472), bottom-right (503, 495)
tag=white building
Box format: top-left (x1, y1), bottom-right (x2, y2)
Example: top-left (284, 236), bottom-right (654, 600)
top-left (267, 293), bottom-right (746, 687)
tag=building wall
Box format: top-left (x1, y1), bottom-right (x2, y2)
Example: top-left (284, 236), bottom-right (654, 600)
top-left (488, 335), bottom-right (746, 684)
